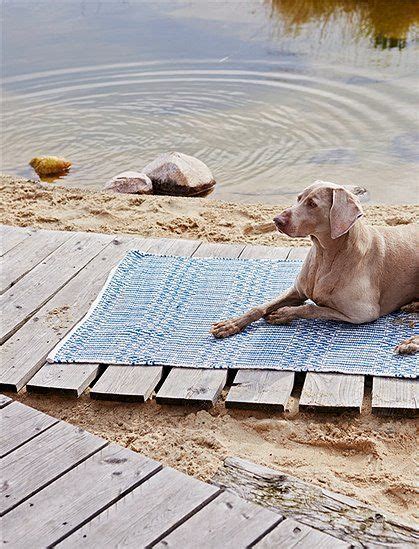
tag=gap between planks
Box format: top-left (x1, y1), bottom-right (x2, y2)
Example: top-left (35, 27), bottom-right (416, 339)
top-left (0, 229), bottom-right (73, 294)
top-left (0, 231), bottom-right (112, 344)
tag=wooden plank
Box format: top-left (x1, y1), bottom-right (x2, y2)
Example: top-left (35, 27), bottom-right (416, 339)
top-left (255, 518), bottom-right (350, 548)
top-left (2, 444), bottom-right (161, 548)
top-left (213, 457), bottom-right (419, 548)
top-left (155, 490), bottom-right (281, 548)
top-left (156, 368), bottom-right (227, 406)
top-left (60, 467), bottom-right (220, 548)
top-left (1, 420), bottom-right (106, 516)
top-left (226, 370), bottom-right (294, 411)
top-left (193, 241), bottom-right (246, 258)
top-left (145, 237), bottom-right (201, 257)
top-left (90, 365), bottom-right (163, 402)
top-left (0, 236), bottom-right (152, 391)
top-left (88, 237), bottom-right (200, 402)
top-left (0, 394), bottom-right (12, 408)
top-left (287, 246), bottom-right (310, 260)
top-left (0, 231), bottom-right (112, 344)
top-left (299, 373), bottom-right (365, 412)
top-left (26, 363), bottom-right (100, 397)
top-left (372, 377), bottom-right (418, 415)
top-left (239, 244), bottom-right (291, 260)
top-left (0, 225), bottom-right (34, 256)
top-left (0, 401), bottom-right (58, 457)
top-left (0, 229), bottom-right (73, 293)
top-left (155, 241), bottom-right (245, 407)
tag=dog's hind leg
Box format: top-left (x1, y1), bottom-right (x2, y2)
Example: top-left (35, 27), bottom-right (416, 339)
top-left (401, 301), bottom-right (419, 314)
top-left (395, 335), bottom-right (419, 355)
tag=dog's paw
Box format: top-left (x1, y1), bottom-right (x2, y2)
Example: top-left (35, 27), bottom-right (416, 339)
top-left (395, 335), bottom-right (419, 355)
top-left (401, 301), bottom-right (419, 314)
top-left (264, 310), bottom-right (292, 325)
top-left (211, 319), bottom-right (241, 338)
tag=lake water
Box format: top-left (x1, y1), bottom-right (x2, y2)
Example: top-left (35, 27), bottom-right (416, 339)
top-left (2, 0), bottom-right (419, 203)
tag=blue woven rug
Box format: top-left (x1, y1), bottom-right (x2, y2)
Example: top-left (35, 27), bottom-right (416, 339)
top-left (49, 251), bottom-right (418, 378)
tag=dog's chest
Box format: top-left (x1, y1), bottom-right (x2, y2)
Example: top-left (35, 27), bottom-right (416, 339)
top-left (301, 264), bottom-right (340, 306)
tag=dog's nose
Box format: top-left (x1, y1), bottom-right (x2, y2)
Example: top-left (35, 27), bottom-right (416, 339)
top-left (273, 213), bottom-right (289, 228)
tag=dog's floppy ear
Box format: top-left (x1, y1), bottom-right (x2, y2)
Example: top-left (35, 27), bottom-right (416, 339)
top-left (330, 187), bottom-right (363, 239)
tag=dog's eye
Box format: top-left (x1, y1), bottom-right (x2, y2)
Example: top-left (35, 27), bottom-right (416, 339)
top-left (307, 199), bottom-right (317, 208)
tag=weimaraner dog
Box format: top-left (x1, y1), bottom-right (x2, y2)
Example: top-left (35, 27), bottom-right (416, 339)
top-left (211, 181), bottom-right (419, 354)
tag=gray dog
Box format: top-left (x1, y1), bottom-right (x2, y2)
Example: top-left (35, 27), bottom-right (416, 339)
top-left (211, 181), bottom-right (419, 354)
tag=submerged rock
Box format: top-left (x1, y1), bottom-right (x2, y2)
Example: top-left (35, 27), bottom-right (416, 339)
top-left (29, 156), bottom-right (72, 176)
top-left (104, 171), bottom-right (153, 194)
top-left (143, 151), bottom-right (216, 196)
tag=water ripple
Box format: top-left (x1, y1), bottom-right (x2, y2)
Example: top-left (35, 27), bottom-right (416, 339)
top-left (3, 60), bottom-right (418, 202)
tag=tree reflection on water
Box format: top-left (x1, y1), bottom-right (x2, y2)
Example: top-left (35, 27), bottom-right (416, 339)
top-left (267, 0), bottom-right (419, 50)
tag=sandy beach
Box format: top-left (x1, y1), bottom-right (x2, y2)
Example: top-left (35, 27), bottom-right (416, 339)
top-left (2, 173), bottom-right (418, 522)
top-left (1, 175), bottom-right (418, 244)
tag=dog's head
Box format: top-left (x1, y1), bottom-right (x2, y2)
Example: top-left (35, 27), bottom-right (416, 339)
top-left (274, 180), bottom-right (363, 239)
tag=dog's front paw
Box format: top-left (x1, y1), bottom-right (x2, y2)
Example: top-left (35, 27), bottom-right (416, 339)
top-left (264, 310), bottom-right (292, 325)
top-left (395, 335), bottom-right (419, 355)
top-left (211, 319), bottom-right (241, 338)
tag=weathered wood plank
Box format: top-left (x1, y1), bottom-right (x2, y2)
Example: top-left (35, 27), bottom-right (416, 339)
top-left (156, 368), bottom-right (228, 406)
top-left (0, 236), bottom-right (152, 391)
top-left (1, 420), bottom-right (106, 516)
top-left (226, 370), bottom-right (294, 411)
top-left (26, 363), bottom-right (100, 397)
top-left (287, 246), bottom-right (310, 260)
top-left (255, 518), bottom-right (350, 548)
top-left (0, 394), bottom-right (12, 408)
top-left (0, 229), bottom-right (73, 293)
top-left (145, 237), bottom-right (201, 257)
top-left (193, 241), bottom-right (246, 258)
top-left (372, 377), bottom-right (418, 415)
top-left (155, 490), bottom-right (281, 548)
top-left (213, 457), bottom-right (419, 547)
top-left (299, 373), bottom-right (365, 412)
top-left (90, 365), bottom-right (163, 402)
top-left (0, 232), bottom-right (112, 344)
top-left (0, 225), bottom-right (35, 256)
top-left (239, 244), bottom-right (291, 260)
top-left (2, 444), bottom-right (161, 548)
top-left (0, 400), bottom-right (58, 457)
top-left (155, 241), bottom-right (245, 407)
top-left (60, 467), bottom-right (220, 548)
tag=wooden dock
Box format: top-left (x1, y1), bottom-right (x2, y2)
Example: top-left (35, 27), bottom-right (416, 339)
top-left (2, 396), bottom-right (417, 547)
top-left (1, 224), bottom-right (417, 414)
top-left (1, 395), bottom-right (391, 547)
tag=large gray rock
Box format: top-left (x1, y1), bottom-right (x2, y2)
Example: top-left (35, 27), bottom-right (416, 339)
top-left (104, 171), bottom-right (153, 194)
top-left (142, 152), bottom-right (216, 196)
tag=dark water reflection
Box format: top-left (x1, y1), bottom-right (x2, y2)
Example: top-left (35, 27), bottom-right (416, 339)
top-left (268, 0), bottom-right (419, 51)
top-left (3, 0), bottom-right (419, 203)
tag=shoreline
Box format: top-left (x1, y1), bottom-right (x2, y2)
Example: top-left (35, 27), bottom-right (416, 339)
top-left (1, 175), bottom-right (418, 245)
